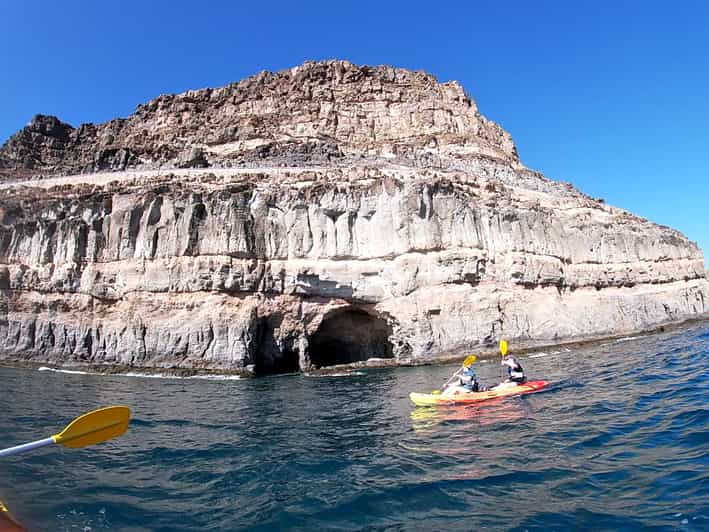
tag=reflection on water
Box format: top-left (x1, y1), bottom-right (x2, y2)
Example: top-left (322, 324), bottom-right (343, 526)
top-left (410, 399), bottom-right (528, 433)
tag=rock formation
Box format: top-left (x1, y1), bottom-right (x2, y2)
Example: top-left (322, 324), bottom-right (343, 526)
top-left (0, 60), bottom-right (707, 374)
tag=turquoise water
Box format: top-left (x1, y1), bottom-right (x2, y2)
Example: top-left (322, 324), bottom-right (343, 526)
top-left (1, 323), bottom-right (708, 531)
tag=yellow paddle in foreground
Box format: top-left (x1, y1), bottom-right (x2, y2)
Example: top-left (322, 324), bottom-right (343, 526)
top-left (431, 354), bottom-right (477, 394)
top-left (1, 498), bottom-right (25, 531)
top-left (0, 406), bottom-right (130, 458)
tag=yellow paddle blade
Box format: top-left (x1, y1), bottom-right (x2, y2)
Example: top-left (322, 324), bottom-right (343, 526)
top-left (462, 354), bottom-right (477, 366)
top-left (431, 390), bottom-right (441, 395)
top-left (52, 406), bottom-right (130, 449)
top-left (499, 339), bottom-right (508, 356)
top-left (1, 499), bottom-right (23, 529)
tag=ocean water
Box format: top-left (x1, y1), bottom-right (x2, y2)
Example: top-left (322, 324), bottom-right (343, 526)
top-left (1, 323), bottom-right (708, 531)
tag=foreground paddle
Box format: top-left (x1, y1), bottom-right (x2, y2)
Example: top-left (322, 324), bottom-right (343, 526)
top-left (432, 354), bottom-right (477, 394)
top-left (1, 499), bottom-right (25, 532)
top-left (0, 406), bottom-right (130, 458)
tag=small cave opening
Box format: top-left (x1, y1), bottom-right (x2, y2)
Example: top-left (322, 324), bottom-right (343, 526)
top-left (252, 318), bottom-right (299, 376)
top-left (308, 309), bottom-right (394, 368)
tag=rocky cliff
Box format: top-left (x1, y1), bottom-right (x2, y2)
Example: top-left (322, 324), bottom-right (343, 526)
top-left (0, 61), bottom-right (515, 178)
top-left (0, 60), bottom-right (707, 374)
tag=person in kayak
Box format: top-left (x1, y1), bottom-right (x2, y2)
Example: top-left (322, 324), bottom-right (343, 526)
top-left (501, 353), bottom-right (526, 384)
top-left (442, 361), bottom-right (487, 394)
top-left (459, 364), bottom-right (483, 392)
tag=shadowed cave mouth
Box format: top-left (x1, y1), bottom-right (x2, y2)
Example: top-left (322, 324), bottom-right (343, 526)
top-left (308, 309), bottom-right (394, 368)
top-left (253, 317), bottom-right (300, 376)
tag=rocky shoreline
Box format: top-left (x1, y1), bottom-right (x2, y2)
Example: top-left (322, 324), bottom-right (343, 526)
top-left (1, 61), bottom-right (707, 374)
top-left (2, 313), bottom-right (706, 380)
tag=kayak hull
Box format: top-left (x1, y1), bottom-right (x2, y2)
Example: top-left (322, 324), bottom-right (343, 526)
top-left (409, 380), bottom-right (549, 406)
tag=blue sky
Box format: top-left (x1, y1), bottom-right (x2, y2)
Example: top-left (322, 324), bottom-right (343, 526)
top-left (2, 1), bottom-right (707, 255)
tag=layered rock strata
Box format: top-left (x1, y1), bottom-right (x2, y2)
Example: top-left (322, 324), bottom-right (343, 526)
top-left (0, 61), bottom-right (707, 373)
top-left (0, 61), bottom-right (515, 179)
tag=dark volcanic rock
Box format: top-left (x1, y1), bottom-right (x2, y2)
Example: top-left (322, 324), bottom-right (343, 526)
top-left (0, 60), bottom-right (516, 179)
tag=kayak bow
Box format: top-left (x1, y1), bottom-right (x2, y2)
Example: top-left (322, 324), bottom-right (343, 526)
top-left (410, 380), bottom-right (549, 406)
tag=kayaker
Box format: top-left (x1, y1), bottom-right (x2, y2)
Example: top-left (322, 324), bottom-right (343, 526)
top-left (459, 363), bottom-right (488, 392)
top-left (442, 362), bottom-right (486, 394)
top-left (459, 364), bottom-right (479, 391)
top-left (501, 353), bottom-right (526, 384)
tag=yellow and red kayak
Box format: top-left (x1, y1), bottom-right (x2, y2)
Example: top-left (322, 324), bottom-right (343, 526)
top-left (409, 380), bottom-right (549, 406)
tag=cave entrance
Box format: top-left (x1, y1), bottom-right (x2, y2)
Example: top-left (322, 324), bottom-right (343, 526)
top-left (308, 309), bottom-right (393, 368)
top-left (253, 318), bottom-right (300, 376)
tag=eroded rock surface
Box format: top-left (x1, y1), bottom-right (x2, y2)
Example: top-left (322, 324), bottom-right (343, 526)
top-left (0, 61), bottom-right (706, 373)
top-left (0, 61), bottom-right (515, 179)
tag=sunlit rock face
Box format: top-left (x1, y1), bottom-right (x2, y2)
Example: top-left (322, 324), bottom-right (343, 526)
top-left (0, 60), bottom-right (707, 373)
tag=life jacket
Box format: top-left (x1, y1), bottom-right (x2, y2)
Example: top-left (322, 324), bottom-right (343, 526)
top-left (459, 367), bottom-right (480, 391)
top-left (502, 356), bottom-right (525, 382)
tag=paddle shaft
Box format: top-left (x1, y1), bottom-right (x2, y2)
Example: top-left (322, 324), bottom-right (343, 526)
top-left (0, 437), bottom-right (54, 458)
top-left (499, 340), bottom-right (508, 382)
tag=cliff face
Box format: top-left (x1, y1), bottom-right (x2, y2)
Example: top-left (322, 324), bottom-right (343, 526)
top-left (0, 61), bottom-right (707, 373)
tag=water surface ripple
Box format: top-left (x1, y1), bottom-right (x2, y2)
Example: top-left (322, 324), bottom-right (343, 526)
top-left (1, 323), bottom-right (708, 530)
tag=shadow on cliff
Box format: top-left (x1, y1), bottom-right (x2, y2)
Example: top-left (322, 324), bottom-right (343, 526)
top-left (252, 316), bottom-right (300, 376)
top-left (308, 309), bottom-right (394, 368)
top-left (251, 309), bottom-right (394, 375)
